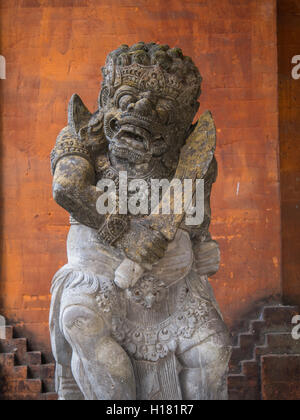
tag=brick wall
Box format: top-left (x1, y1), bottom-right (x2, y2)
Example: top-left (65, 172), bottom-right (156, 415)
top-left (0, 0), bottom-right (280, 360)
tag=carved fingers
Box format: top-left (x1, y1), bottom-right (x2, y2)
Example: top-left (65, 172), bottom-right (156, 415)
top-left (117, 219), bottom-right (169, 266)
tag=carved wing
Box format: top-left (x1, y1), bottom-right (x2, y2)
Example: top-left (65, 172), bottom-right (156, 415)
top-left (176, 110), bottom-right (216, 180)
top-left (68, 94), bottom-right (92, 136)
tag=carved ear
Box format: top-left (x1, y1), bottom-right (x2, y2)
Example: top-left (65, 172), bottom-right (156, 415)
top-left (68, 94), bottom-right (92, 136)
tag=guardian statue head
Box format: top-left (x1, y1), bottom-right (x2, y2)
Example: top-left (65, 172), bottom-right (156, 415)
top-left (98, 42), bottom-right (202, 170)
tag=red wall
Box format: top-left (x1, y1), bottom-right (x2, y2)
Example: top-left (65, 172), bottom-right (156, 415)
top-left (0, 0), bottom-right (280, 359)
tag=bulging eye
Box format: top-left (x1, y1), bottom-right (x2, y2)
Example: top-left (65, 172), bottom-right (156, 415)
top-left (118, 94), bottom-right (135, 111)
top-left (156, 107), bottom-right (169, 125)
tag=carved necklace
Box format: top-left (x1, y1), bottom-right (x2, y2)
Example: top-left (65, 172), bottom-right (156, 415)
top-left (99, 156), bottom-right (173, 188)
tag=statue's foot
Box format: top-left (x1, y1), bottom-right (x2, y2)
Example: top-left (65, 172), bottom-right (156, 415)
top-left (56, 365), bottom-right (84, 400)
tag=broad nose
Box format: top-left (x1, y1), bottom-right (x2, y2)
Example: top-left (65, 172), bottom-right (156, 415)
top-left (127, 98), bottom-right (152, 116)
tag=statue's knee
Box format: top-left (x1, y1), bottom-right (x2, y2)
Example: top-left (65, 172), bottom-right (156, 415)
top-left (203, 330), bottom-right (232, 368)
top-left (61, 305), bottom-right (106, 342)
top-left (179, 331), bottom-right (232, 371)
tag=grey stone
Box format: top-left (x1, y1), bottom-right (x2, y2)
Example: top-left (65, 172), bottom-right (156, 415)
top-left (49, 42), bottom-right (232, 400)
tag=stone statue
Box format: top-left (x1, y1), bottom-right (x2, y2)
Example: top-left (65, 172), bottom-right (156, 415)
top-left (49, 42), bottom-right (232, 400)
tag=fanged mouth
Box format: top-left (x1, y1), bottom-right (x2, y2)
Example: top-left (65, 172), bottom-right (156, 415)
top-left (114, 124), bottom-right (151, 152)
top-left (108, 115), bottom-right (168, 162)
top-left (109, 143), bottom-right (145, 163)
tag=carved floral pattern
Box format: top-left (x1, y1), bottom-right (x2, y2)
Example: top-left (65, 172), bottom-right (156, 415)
top-left (111, 290), bottom-right (210, 362)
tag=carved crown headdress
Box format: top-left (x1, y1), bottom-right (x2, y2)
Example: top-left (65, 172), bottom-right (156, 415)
top-left (100, 42), bottom-right (202, 107)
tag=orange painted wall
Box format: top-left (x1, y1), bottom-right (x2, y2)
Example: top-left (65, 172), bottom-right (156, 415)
top-left (0, 0), bottom-right (280, 360)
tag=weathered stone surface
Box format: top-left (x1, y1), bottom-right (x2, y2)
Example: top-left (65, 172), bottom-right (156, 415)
top-left (49, 42), bottom-right (231, 400)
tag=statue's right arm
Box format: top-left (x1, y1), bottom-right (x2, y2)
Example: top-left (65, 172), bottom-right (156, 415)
top-left (51, 126), bottom-right (105, 230)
